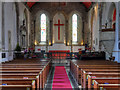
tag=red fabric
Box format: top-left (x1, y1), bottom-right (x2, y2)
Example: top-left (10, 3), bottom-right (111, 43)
top-left (27, 2), bottom-right (91, 8)
top-left (112, 8), bottom-right (116, 29)
top-left (27, 2), bottom-right (36, 8)
top-left (37, 49), bottom-right (41, 51)
top-left (52, 66), bottom-right (73, 89)
top-left (78, 48), bottom-right (82, 51)
top-left (82, 1), bottom-right (92, 8)
top-left (28, 48), bottom-right (34, 50)
top-left (49, 50), bottom-right (70, 59)
top-left (113, 8), bottom-right (116, 22)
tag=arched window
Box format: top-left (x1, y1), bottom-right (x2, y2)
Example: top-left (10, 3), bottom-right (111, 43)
top-left (41, 14), bottom-right (46, 42)
top-left (72, 14), bottom-right (77, 42)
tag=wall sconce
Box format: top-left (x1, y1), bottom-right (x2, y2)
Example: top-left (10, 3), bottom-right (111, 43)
top-left (67, 42), bottom-right (69, 45)
top-left (81, 40), bottom-right (84, 45)
top-left (49, 42), bottom-right (51, 46)
top-left (34, 40), bottom-right (37, 45)
top-left (52, 40), bottom-right (54, 44)
top-left (64, 40), bottom-right (66, 44)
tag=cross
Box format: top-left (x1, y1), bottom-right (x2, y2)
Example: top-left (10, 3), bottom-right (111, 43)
top-left (54, 19), bottom-right (64, 40)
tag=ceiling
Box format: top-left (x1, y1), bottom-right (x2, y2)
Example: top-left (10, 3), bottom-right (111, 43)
top-left (26, 1), bottom-right (92, 9)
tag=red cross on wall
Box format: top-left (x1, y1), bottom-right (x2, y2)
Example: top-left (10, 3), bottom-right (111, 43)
top-left (54, 19), bottom-right (64, 40)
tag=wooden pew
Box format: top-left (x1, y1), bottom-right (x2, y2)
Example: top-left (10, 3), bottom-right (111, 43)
top-left (88, 74), bottom-right (120, 88)
top-left (93, 79), bottom-right (120, 90)
top-left (1, 74), bottom-right (40, 89)
top-left (0, 85), bottom-right (33, 90)
top-left (0, 78), bottom-right (36, 90)
top-left (70, 60), bottom-right (119, 84)
top-left (1, 68), bottom-right (46, 89)
top-left (74, 65), bottom-right (119, 84)
top-left (1, 69), bottom-right (42, 88)
top-left (1, 59), bottom-right (51, 89)
top-left (82, 69), bottom-right (120, 88)
top-left (2, 59), bottom-right (50, 64)
top-left (1, 71), bottom-right (45, 89)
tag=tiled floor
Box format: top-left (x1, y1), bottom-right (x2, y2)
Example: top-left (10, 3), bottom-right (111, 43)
top-left (45, 59), bottom-right (79, 90)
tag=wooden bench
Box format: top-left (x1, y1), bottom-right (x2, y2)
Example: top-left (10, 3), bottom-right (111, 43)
top-left (0, 78), bottom-right (36, 90)
top-left (70, 60), bottom-right (119, 84)
top-left (1, 60), bottom-right (51, 89)
top-left (93, 79), bottom-right (120, 89)
top-left (1, 72), bottom-right (41, 88)
top-left (72, 65), bottom-right (119, 84)
top-left (82, 69), bottom-right (120, 88)
top-left (88, 74), bottom-right (120, 88)
top-left (1, 66), bottom-right (49, 89)
top-left (0, 85), bottom-right (33, 90)
top-left (1, 69), bottom-right (42, 88)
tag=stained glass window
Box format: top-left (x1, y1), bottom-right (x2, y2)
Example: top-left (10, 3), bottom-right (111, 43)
top-left (41, 14), bottom-right (46, 42)
top-left (72, 14), bottom-right (77, 42)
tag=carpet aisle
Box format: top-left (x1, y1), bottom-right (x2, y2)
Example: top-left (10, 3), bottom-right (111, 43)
top-left (52, 66), bottom-right (73, 89)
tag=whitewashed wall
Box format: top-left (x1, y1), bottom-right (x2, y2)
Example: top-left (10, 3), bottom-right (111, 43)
top-left (2, 2), bottom-right (16, 62)
top-left (1, 2), bottom-right (31, 63)
top-left (88, 3), bottom-right (99, 51)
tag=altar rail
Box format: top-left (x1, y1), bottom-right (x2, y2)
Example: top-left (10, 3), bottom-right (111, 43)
top-left (48, 50), bottom-right (78, 60)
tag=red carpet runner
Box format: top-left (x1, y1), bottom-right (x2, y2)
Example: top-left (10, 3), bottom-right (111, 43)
top-left (52, 66), bottom-right (73, 90)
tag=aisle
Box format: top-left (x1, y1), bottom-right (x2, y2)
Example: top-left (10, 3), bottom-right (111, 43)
top-left (52, 66), bottom-right (73, 89)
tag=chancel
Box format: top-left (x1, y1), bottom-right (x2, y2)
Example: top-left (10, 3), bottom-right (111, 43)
top-left (0, 1), bottom-right (120, 90)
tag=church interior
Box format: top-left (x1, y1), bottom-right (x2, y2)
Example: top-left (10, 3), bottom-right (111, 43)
top-left (0, 1), bottom-right (120, 90)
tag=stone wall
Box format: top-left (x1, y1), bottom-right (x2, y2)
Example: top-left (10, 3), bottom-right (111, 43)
top-left (30, 2), bottom-right (88, 51)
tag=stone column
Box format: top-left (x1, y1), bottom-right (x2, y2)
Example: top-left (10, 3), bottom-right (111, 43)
top-left (0, 2), bottom-right (2, 62)
top-left (65, 20), bottom-right (68, 45)
top-left (113, 2), bottom-right (120, 63)
top-left (50, 20), bottom-right (53, 45)
top-left (2, 2), bottom-right (5, 49)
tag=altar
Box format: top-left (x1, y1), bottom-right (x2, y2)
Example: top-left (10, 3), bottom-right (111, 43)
top-left (35, 44), bottom-right (85, 53)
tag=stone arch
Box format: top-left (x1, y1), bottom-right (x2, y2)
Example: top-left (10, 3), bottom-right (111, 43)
top-left (68, 10), bottom-right (83, 46)
top-left (100, 2), bottom-right (116, 59)
top-left (69, 10), bottom-right (82, 19)
top-left (107, 3), bottom-right (116, 29)
top-left (35, 10), bottom-right (50, 45)
top-left (52, 11), bottom-right (68, 21)
top-left (35, 10), bottom-right (50, 20)
top-left (53, 12), bottom-right (65, 43)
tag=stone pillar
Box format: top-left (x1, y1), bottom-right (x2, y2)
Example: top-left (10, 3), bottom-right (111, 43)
top-left (46, 40), bottom-right (48, 52)
top-left (65, 20), bottom-right (68, 45)
top-left (113, 2), bottom-right (120, 63)
top-left (0, 2), bottom-right (2, 62)
top-left (2, 2), bottom-right (5, 49)
top-left (50, 20), bottom-right (53, 45)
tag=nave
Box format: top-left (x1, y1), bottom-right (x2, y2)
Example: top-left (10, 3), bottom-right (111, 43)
top-left (0, 1), bottom-right (120, 90)
top-left (1, 58), bottom-right (120, 90)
